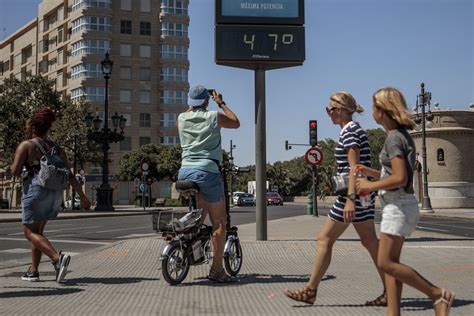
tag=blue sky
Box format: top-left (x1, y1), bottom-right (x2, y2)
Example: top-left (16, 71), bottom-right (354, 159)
top-left (1, 0), bottom-right (473, 167)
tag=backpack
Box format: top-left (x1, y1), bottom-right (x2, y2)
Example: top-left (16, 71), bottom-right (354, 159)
top-left (31, 138), bottom-right (70, 191)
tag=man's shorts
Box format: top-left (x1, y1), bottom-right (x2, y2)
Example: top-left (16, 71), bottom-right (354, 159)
top-left (178, 168), bottom-right (224, 203)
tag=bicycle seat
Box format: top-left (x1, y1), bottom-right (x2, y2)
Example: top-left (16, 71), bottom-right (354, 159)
top-left (175, 180), bottom-right (200, 192)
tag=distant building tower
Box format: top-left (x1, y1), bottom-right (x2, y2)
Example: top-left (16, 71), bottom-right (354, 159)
top-left (410, 106), bottom-right (474, 208)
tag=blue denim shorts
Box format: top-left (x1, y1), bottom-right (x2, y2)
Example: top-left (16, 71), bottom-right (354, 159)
top-left (178, 168), bottom-right (224, 203)
top-left (22, 177), bottom-right (63, 224)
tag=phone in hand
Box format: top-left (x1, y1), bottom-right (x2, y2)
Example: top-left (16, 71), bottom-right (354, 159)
top-left (207, 89), bottom-right (215, 96)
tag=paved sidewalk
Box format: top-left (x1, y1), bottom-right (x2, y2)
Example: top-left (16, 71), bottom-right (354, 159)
top-left (0, 214), bottom-right (472, 315)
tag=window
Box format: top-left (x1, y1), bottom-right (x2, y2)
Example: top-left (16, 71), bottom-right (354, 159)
top-left (71, 16), bottom-right (112, 34)
top-left (84, 87), bottom-right (106, 102)
top-left (121, 0), bottom-right (132, 10)
top-left (160, 67), bottom-right (188, 82)
top-left (121, 20), bottom-right (132, 34)
top-left (71, 87), bottom-right (85, 102)
top-left (120, 89), bottom-right (132, 103)
top-left (139, 136), bottom-right (151, 146)
top-left (120, 66), bottom-right (132, 80)
top-left (139, 45), bottom-right (151, 58)
top-left (139, 67), bottom-right (151, 81)
top-left (160, 90), bottom-right (187, 105)
top-left (120, 136), bottom-right (131, 151)
top-left (140, 0), bottom-right (151, 12)
top-left (140, 90), bottom-right (151, 104)
top-left (72, 0), bottom-right (112, 11)
top-left (160, 136), bottom-right (180, 146)
top-left (71, 39), bottom-right (111, 57)
top-left (139, 113), bottom-right (151, 127)
top-left (140, 22), bottom-right (151, 35)
top-left (160, 113), bottom-right (178, 127)
top-left (160, 44), bottom-right (188, 60)
top-left (161, 22), bottom-right (188, 37)
top-left (120, 44), bottom-right (132, 56)
top-left (160, 0), bottom-right (188, 14)
top-left (71, 63), bottom-right (102, 80)
top-left (121, 113), bottom-right (132, 127)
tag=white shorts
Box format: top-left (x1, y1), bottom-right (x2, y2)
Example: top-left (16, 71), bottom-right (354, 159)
top-left (379, 189), bottom-right (420, 237)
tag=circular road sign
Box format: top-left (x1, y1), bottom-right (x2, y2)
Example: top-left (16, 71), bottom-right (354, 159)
top-left (141, 162), bottom-right (149, 171)
top-left (304, 147), bottom-right (323, 166)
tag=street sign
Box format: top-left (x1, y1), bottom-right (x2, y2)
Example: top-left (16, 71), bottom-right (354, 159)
top-left (139, 183), bottom-right (145, 193)
top-left (304, 147), bottom-right (323, 166)
top-left (141, 162), bottom-right (149, 171)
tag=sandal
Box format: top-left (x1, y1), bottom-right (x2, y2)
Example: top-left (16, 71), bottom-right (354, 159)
top-left (208, 268), bottom-right (236, 284)
top-left (283, 286), bottom-right (317, 305)
top-left (433, 288), bottom-right (455, 316)
top-left (365, 292), bottom-right (387, 306)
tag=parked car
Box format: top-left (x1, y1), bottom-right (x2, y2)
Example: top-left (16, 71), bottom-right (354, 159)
top-left (232, 192), bottom-right (245, 205)
top-left (0, 198), bottom-right (9, 209)
top-left (237, 193), bottom-right (256, 206)
top-left (65, 196), bottom-right (81, 209)
top-left (266, 192), bottom-right (283, 206)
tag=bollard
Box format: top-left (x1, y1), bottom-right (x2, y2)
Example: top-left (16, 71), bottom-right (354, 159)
top-left (307, 193), bottom-right (313, 215)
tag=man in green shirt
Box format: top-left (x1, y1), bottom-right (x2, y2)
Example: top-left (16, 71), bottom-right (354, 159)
top-left (177, 85), bottom-right (240, 282)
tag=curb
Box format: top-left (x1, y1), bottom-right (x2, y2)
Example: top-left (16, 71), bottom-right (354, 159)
top-left (0, 211), bottom-right (158, 223)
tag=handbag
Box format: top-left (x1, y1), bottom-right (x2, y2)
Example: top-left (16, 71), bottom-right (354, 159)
top-left (331, 174), bottom-right (349, 196)
top-left (31, 139), bottom-right (70, 191)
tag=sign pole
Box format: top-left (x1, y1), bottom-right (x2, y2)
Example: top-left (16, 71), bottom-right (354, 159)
top-left (255, 67), bottom-right (267, 241)
top-left (312, 165), bottom-right (318, 217)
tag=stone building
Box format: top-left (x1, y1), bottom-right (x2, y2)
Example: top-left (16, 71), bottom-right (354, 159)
top-left (0, 0), bottom-right (190, 206)
top-left (411, 105), bottom-right (474, 208)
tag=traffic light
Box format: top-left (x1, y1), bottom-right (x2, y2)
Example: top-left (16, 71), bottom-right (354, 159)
top-left (285, 140), bottom-right (292, 150)
top-left (309, 120), bottom-right (318, 147)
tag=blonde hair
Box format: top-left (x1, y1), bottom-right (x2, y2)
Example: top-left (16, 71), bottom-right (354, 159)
top-left (372, 87), bottom-right (415, 129)
top-left (329, 91), bottom-right (364, 113)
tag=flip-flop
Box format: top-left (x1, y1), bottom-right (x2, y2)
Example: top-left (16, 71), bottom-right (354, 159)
top-left (365, 293), bottom-right (387, 306)
top-left (433, 288), bottom-right (456, 316)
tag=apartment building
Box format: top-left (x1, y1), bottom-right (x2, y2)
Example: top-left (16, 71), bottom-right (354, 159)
top-left (0, 0), bottom-right (190, 205)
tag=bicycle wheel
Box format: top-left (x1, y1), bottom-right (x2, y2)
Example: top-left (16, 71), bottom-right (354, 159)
top-left (161, 241), bottom-right (190, 285)
top-left (224, 237), bottom-right (243, 276)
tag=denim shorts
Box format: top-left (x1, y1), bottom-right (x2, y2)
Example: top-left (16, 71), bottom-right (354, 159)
top-left (22, 177), bottom-right (63, 224)
top-left (379, 189), bottom-right (420, 237)
top-left (178, 168), bottom-right (224, 203)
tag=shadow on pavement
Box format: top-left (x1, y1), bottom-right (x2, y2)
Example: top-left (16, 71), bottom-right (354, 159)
top-left (0, 286), bottom-right (83, 298)
top-left (188, 273), bottom-right (336, 287)
top-left (400, 297), bottom-right (474, 311)
top-left (63, 276), bottom-right (159, 286)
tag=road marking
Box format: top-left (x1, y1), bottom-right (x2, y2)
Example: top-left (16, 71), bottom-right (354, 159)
top-left (94, 226), bottom-right (150, 233)
top-left (416, 226), bottom-right (449, 232)
top-left (117, 233), bottom-right (157, 239)
top-left (0, 237), bottom-right (109, 245)
top-left (0, 248), bottom-right (30, 254)
top-left (8, 225), bottom-right (104, 236)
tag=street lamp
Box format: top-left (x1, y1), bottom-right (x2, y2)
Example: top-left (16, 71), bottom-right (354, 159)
top-left (413, 82), bottom-right (434, 213)
top-left (229, 140), bottom-right (237, 205)
top-left (84, 52), bottom-right (126, 211)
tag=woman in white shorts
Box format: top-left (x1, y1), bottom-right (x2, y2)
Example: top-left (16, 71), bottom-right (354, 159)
top-left (355, 87), bottom-right (455, 316)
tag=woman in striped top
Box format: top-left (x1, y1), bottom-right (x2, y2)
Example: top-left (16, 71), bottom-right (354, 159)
top-left (284, 92), bottom-right (386, 306)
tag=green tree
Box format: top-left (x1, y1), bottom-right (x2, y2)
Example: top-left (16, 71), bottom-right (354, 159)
top-left (0, 75), bottom-right (98, 170)
top-left (116, 144), bottom-right (182, 184)
top-left (367, 128), bottom-right (386, 171)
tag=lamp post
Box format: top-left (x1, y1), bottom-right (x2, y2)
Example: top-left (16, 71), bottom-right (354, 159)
top-left (413, 82), bottom-right (434, 213)
top-left (229, 140), bottom-right (236, 205)
top-left (71, 130), bottom-right (78, 210)
top-left (84, 52), bottom-right (126, 211)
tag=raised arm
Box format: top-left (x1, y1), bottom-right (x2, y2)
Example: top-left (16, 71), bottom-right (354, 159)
top-left (213, 91), bottom-right (240, 129)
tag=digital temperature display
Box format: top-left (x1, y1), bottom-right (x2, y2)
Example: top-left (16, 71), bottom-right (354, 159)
top-left (215, 25), bottom-right (305, 63)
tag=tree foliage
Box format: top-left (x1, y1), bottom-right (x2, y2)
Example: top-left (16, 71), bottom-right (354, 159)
top-left (0, 75), bottom-right (97, 171)
top-left (116, 144), bottom-right (182, 184)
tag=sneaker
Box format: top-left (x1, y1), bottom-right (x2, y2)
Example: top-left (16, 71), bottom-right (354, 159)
top-left (53, 252), bottom-right (71, 283)
top-left (21, 269), bottom-right (40, 282)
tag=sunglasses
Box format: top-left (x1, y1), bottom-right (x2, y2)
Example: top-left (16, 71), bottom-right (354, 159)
top-left (326, 106), bottom-right (337, 115)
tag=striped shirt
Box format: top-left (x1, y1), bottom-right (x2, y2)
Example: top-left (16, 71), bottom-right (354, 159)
top-left (329, 121), bottom-right (375, 223)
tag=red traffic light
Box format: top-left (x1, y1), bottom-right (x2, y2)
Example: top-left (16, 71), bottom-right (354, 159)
top-left (309, 121), bottom-right (317, 128)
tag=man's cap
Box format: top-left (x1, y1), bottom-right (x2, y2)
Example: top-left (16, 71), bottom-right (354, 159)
top-left (188, 85), bottom-right (209, 107)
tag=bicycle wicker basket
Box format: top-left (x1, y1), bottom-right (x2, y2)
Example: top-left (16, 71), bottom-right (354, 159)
top-left (151, 210), bottom-right (201, 233)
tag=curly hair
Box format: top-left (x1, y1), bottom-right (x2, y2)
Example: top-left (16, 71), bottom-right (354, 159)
top-left (25, 107), bottom-right (56, 139)
top-left (372, 87), bottom-right (415, 130)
